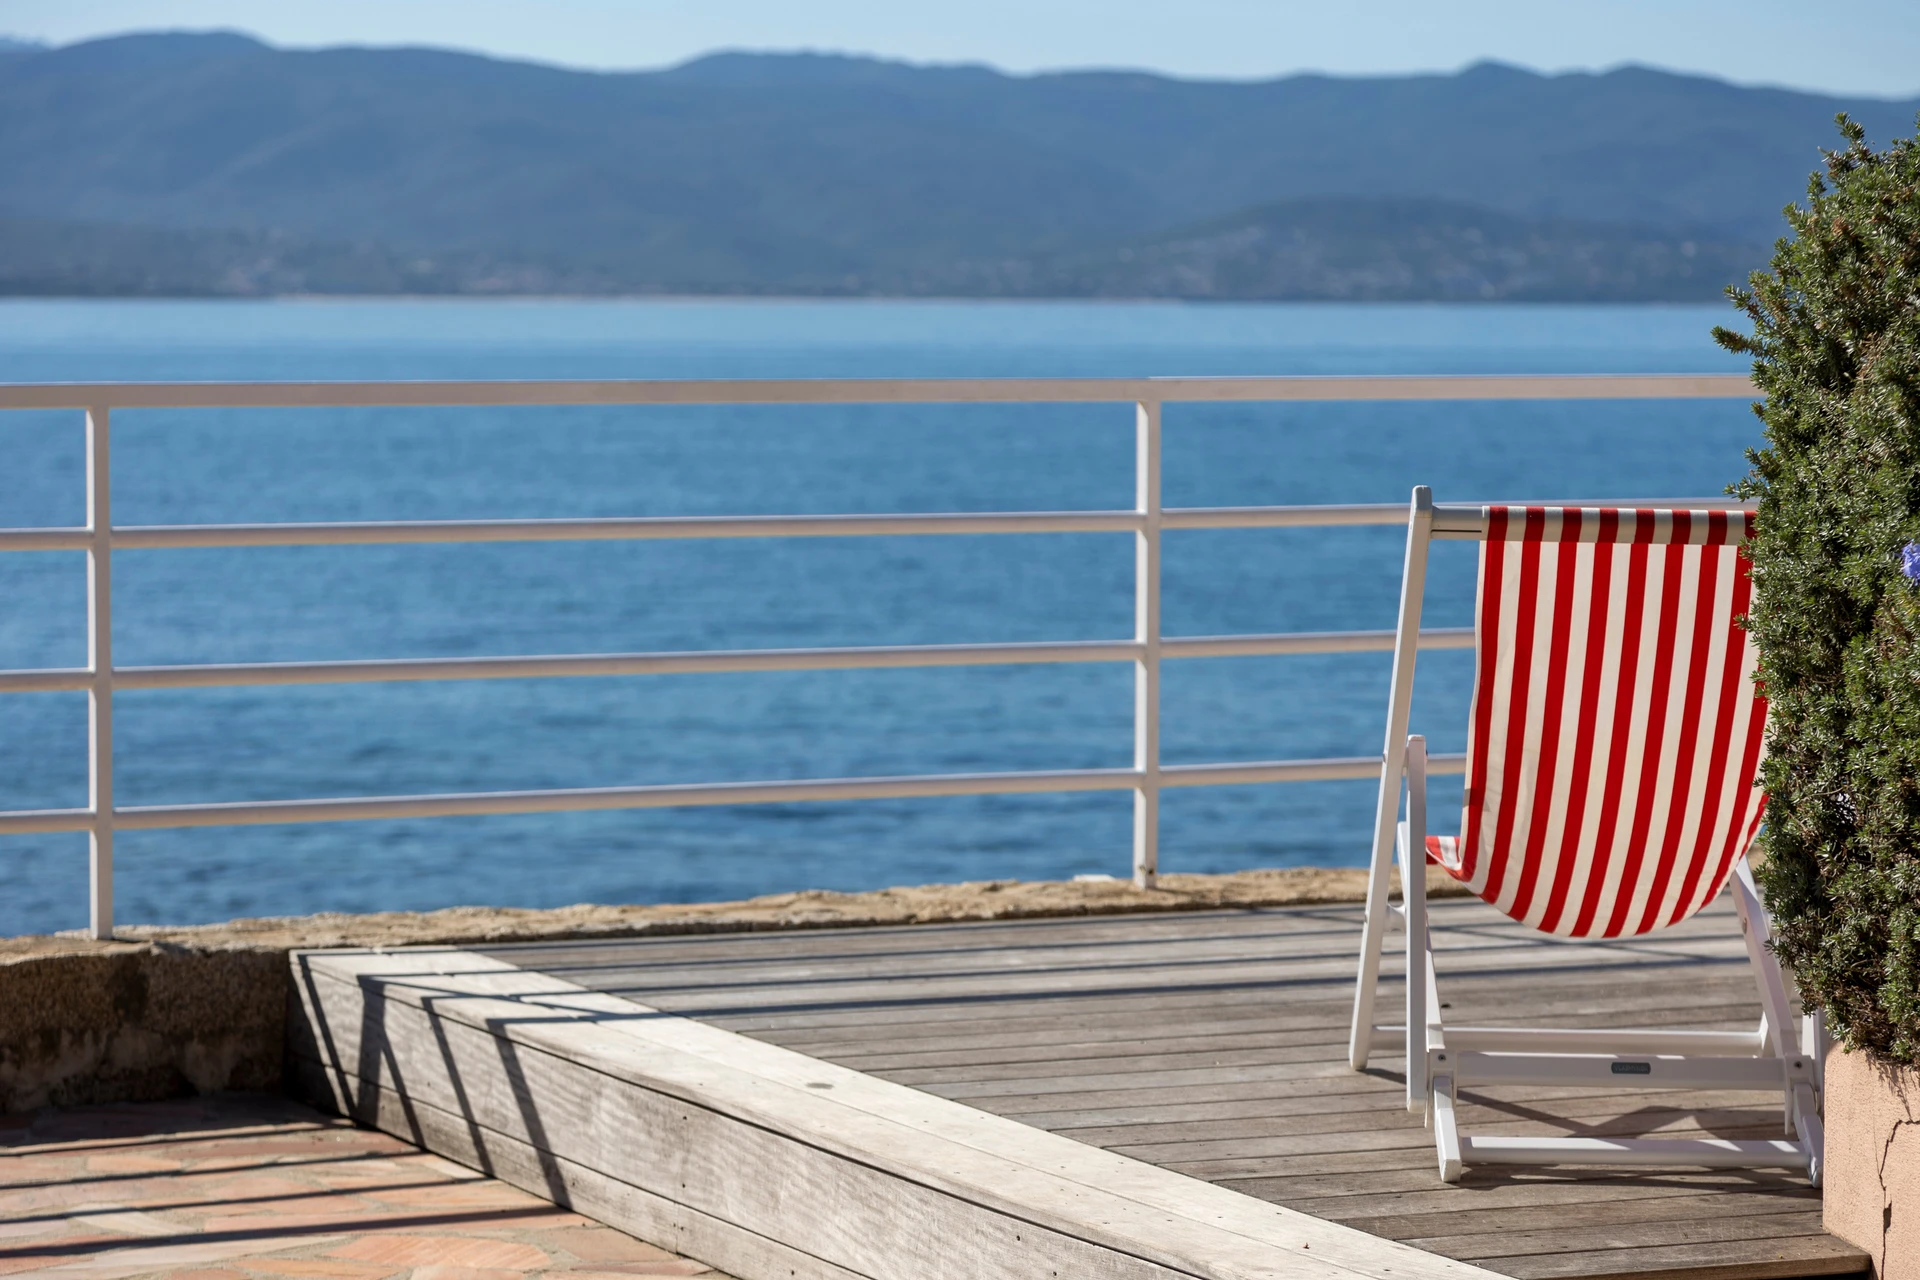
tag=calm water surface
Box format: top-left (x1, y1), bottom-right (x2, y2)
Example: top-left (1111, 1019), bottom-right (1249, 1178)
top-left (0, 299), bottom-right (1758, 933)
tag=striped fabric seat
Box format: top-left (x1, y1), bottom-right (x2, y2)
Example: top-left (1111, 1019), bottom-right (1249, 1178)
top-left (1353, 491), bottom-right (1821, 1186)
top-left (1424, 506), bottom-right (1767, 938)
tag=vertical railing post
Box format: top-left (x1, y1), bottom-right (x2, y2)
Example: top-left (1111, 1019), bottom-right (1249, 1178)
top-left (1132, 400), bottom-right (1162, 889)
top-left (85, 405), bottom-right (114, 939)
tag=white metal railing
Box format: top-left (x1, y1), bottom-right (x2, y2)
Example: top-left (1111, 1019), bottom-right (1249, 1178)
top-left (0, 373), bottom-right (1755, 938)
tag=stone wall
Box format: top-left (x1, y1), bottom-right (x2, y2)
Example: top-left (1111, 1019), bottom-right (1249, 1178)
top-left (1825, 1048), bottom-right (1920, 1278)
top-left (0, 941), bottom-right (287, 1113)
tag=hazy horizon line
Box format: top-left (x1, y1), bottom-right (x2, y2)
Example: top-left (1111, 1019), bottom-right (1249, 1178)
top-left (7, 27), bottom-right (1918, 102)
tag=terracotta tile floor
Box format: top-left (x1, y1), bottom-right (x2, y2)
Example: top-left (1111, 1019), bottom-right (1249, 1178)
top-left (0, 1093), bottom-right (734, 1279)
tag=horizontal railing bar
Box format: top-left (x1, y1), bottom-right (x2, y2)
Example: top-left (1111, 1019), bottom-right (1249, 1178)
top-left (0, 751), bottom-right (1467, 833)
top-left (0, 373), bottom-right (1756, 412)
top-left (108, 511), bottom-right (1146, 549)
top-left (1167, 754), bottom-right (1467, 785)
top-left (101, 642), bottom-right (1147, 689)
top-left (114, 770), bottom-right (1149, 827)
top-left (0, 510), bottom-right (1150, 553)
top-left (0, 500), bottom-right (1755, 553)
top-left (0, 528), bottom-right (92, 551)
top-left (87, 768), bottom-right (1199, 829)
top-left (1162, 628), bottom-right (1475, 660)
top-left (1166, 758), bottom-right (1372, 785)
top-left (0, 807), bottom-right (92, 835)
top-left (1173, 501), bottom-right (1756, 530)
top-left (1163, 504), bottom-right (1403, 530)
top-left (0, 669), bottom-right (95, 693)
top-left (0, 630), bottom-right (1478, 693)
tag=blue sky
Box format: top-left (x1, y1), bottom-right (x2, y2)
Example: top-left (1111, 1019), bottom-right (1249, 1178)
top-left (6, 0), bottom-right (1919, 97)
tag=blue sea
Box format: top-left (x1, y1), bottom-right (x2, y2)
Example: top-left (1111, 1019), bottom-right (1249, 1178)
top-left (0, 299), bottom-right (1759, 935)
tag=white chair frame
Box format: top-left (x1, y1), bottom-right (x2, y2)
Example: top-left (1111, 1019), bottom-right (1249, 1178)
top-left (1346, 487), bottom-right (1826, 1185)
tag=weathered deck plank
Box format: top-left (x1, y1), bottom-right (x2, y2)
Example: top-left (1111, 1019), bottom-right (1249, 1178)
top-left (289, 947), bottom-right (1499, 1280)
top-left (473, 896), bottom-right (1866, 1280)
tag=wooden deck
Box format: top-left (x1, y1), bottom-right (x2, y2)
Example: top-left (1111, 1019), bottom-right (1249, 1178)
top-left (462, 896), bottom-right (1865, 1280)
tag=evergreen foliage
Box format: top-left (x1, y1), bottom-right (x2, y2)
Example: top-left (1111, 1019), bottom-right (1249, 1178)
top-left (1718, 116), bottom-right (1920, 1064)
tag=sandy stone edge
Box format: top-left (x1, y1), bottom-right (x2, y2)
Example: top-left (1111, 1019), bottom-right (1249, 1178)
top-left (17, 864), bottom-right (1463, 955)
top-left (0, 866), bottom-right (1463, 1114)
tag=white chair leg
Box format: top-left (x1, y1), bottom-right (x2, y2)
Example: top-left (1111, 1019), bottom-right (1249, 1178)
top-left (1793, 1081), bottom-right (1824, 1187)
top-left (1348, 827), bottom-right (1395, 1070)
top-left (1432, 1073), bottom-right (1462, 1182)
top-left (1400, 736), bottom-right (1430, 1115)
top-left (1731, 858), bottom-right (1823, 1185)
top-left (1732, 865), bottom-right (1798, 1053)
top-left (1349, 488), bottom-right (1435, 1071)
top-left (1804, 1008), bottom-right (1828, 1095)
top-left (1398, 826), bottom-right (1424, 1113)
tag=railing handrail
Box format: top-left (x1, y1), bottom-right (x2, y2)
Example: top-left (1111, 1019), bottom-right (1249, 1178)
top-left (0, 499), bottom-right (1751, 552)
top-left (0, 754), bottom-right (1479, 837)
top-left (0, 372), bottom-right (1755, 410)
top-left (0, 628), bottom-right (1482, 694)
top-left (0, 373), bottom-right (1760, 938)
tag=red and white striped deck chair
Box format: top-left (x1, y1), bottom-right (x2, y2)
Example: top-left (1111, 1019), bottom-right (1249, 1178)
top-left (1347, 487), bottom-right (1825, 1184)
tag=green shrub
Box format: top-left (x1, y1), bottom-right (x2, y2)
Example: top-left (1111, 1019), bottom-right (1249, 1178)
top-left (1717, 115), bottom-right (1920, 1065)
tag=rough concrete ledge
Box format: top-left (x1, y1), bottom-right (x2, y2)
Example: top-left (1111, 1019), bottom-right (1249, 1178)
top-left (2, 864), bottom-right (1462, 1115)
top-left (1824, 1047), bottom-right (1920, 1278)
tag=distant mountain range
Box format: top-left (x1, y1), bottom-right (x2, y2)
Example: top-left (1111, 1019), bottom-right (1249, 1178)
top-left (0, 32), bottom-right (1915, 300)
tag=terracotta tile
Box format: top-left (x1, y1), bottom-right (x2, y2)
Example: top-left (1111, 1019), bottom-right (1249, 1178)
top-left (234, 1261), bottom-right (393, 1279)
top-left (0, 1229), bottom-right (128, 1251)
top-left (0, 1153), bottom-right (80, 1181)
top-left (86, 1153), bottom-right (184, 1174)
top-left (25, 1235), bottom-right (346, 1276)
top-left (295, 1156), bottom-right (422, 1179)
top-left (68, 1204), bottom-right (190, 1236)
top-left (205, 1193), bottom-right (570, 1235)
top-left (51, 1178), bottom-right (183, 1210)
top-left (310, 1172), bottom-right (437, 1192)
top-left (207, 1140), bottom-right (378, 1158)
top-left (367, 1184), bottom-right (547, 1210)
top-left (200, 1212), bottom-right (396, 1235)
top-left (547, 1229), bottom-right (675, 1265)
top-left (307, 1159), bottom-right (411, 1177)
top-left (9, 1097), bottom-right (732, 1280)
top-left (0, 1217), bottom-right (67, 1241)
top-left (198, 1173), bottom-right (328, 1200)
top-left (0, 1187), bottom-right (71, 1216)
top-left (214, 1190), bottom-right (379, 1217)
top-left (329, 1235), bottom-right (550, 1270)
top-left (412, 1156), bottom-right (487, 1182)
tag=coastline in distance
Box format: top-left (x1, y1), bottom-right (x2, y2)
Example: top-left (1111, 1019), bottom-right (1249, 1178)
top-left (1, 34), bottom-right (1909, 300)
